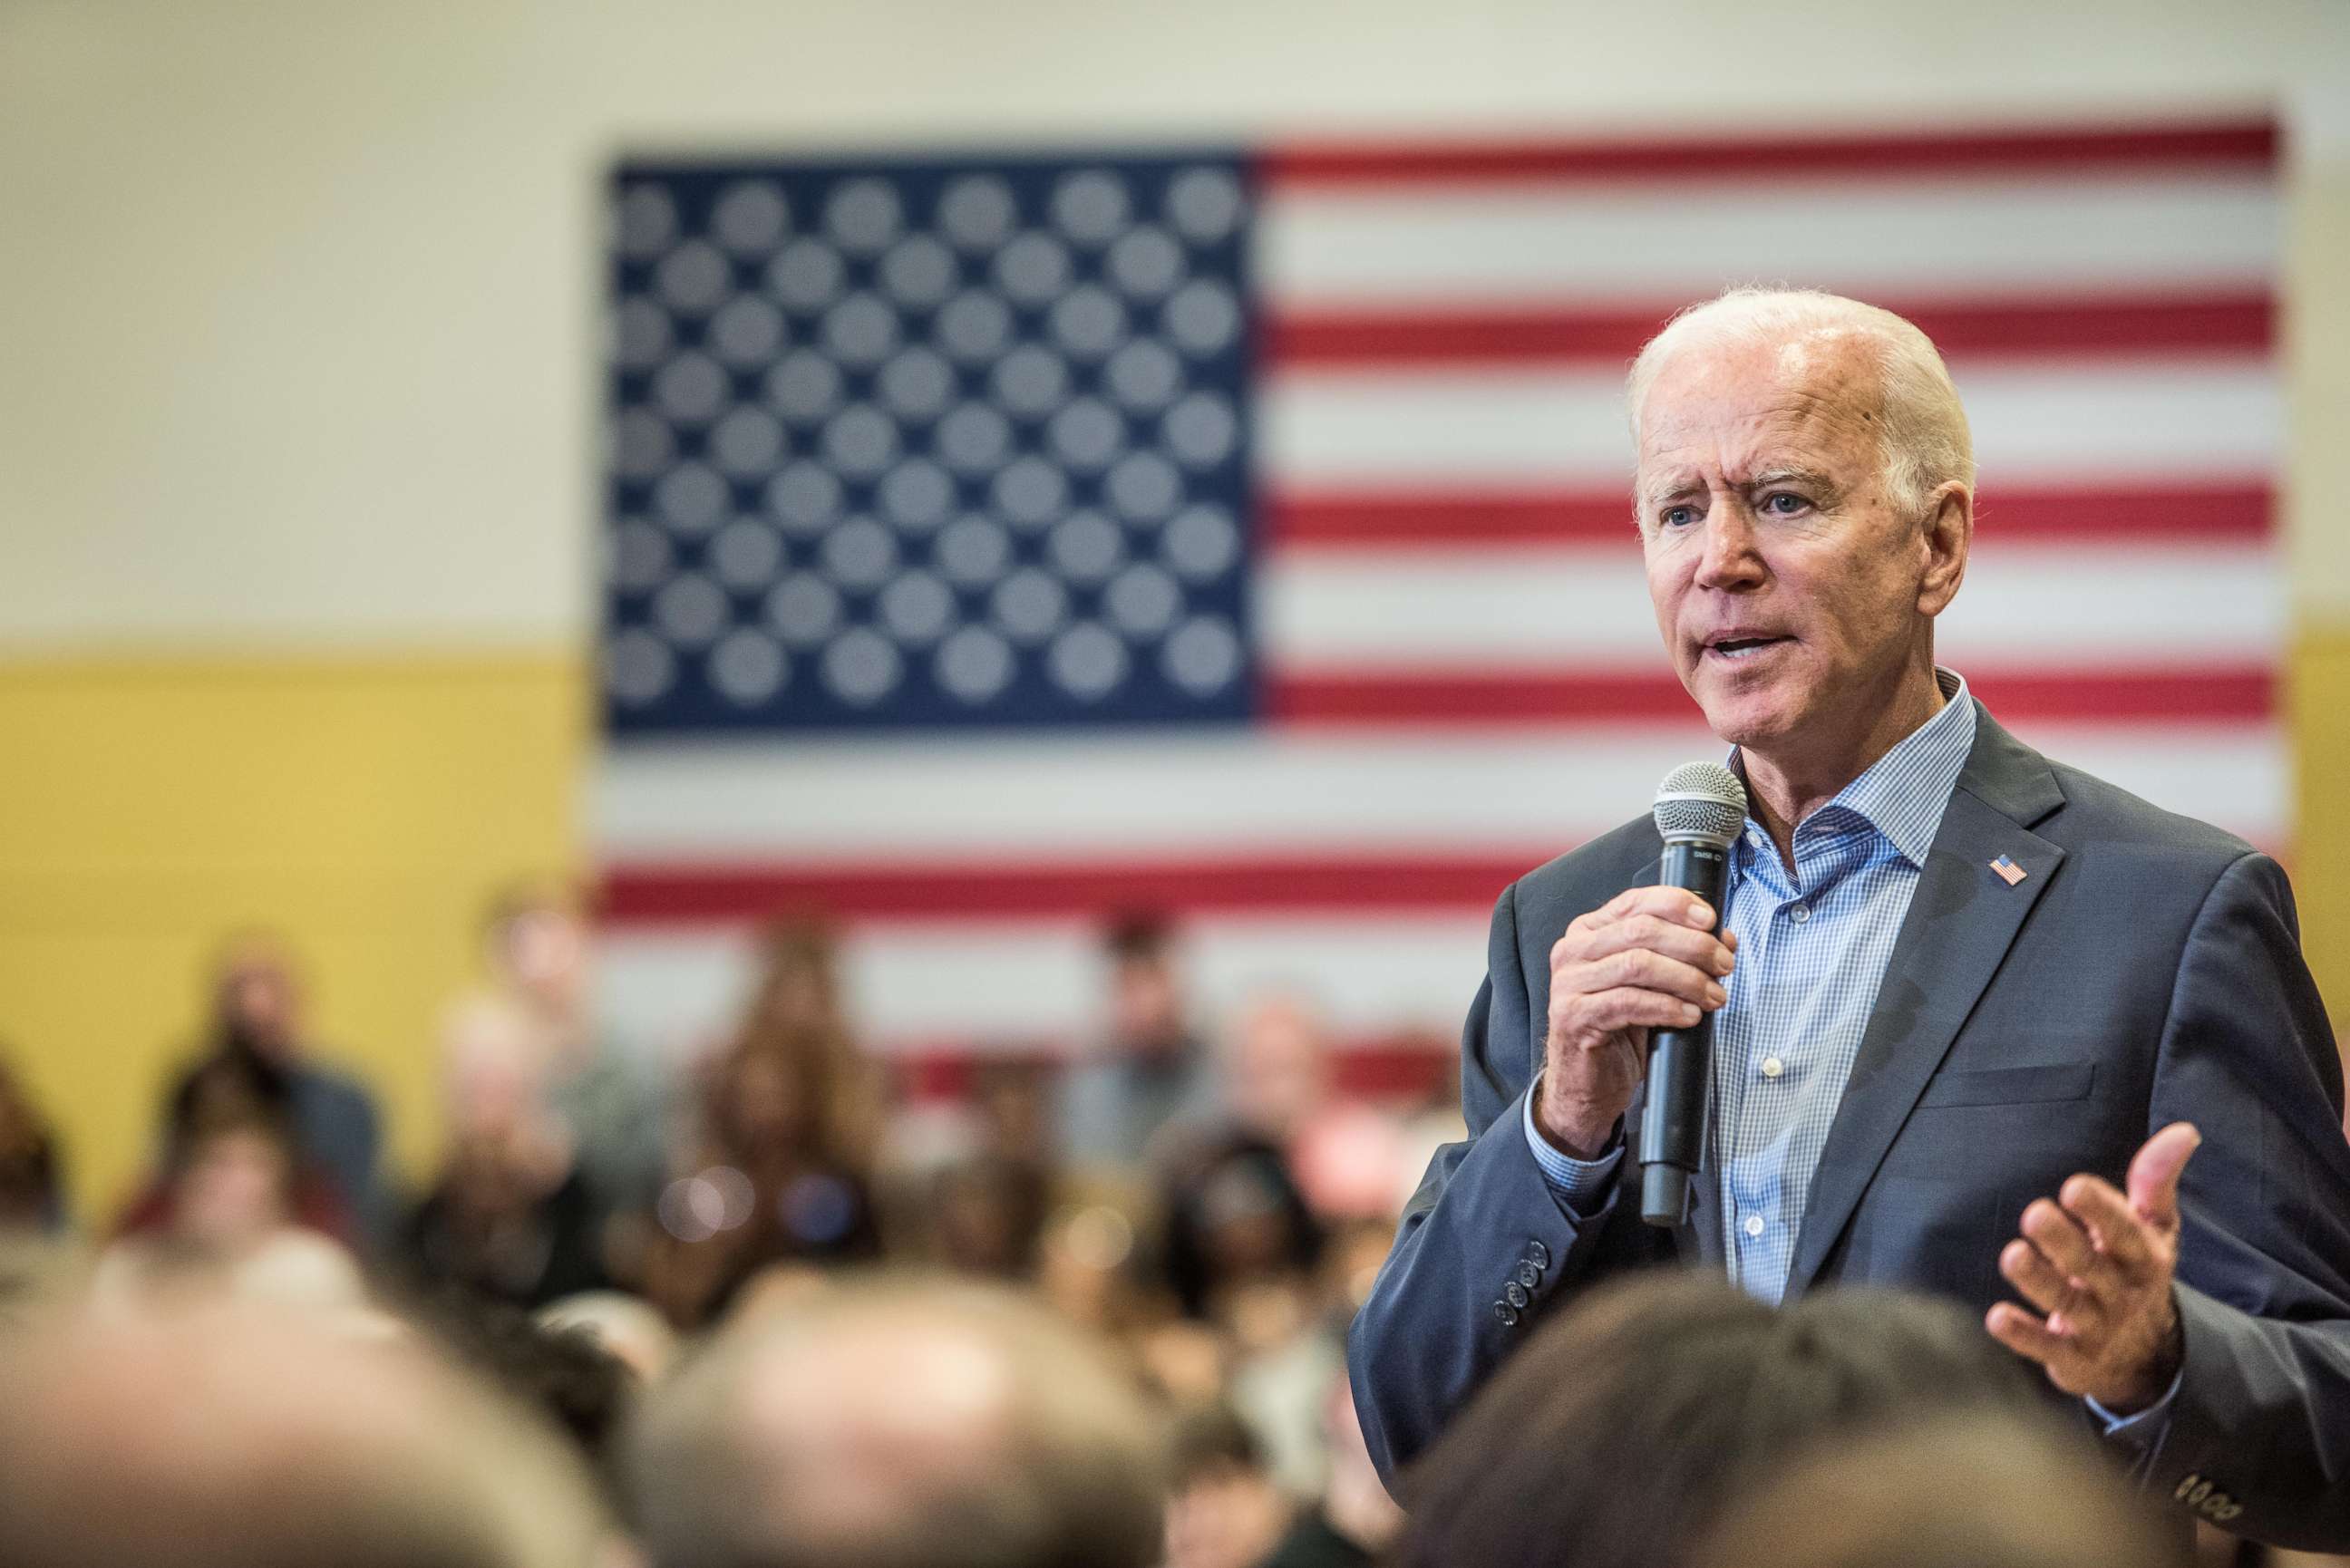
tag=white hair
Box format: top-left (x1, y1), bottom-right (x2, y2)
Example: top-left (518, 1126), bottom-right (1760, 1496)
top-left (1625, 287), bottom-right (1976, 519)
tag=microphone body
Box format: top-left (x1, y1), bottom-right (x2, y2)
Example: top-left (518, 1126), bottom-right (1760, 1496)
top-left (1638, 763), bottom-right (1748, 1228)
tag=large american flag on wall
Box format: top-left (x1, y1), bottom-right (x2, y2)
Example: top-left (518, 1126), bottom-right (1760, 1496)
top-left (594, 119), bottom-right (2281, 1061)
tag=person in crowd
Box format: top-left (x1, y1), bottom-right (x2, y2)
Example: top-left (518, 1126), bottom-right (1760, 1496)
top-left (1161, 1134), bottom-right (1322, 1331)
top-left (420, 1289), bottom-right (638, 1502)
top-left (1258, 1373), bottom-right (1404, 1568)
top-left (402, 997), bottom-right (606, 1309)
top-left (189, 931), bottom-right (386, 1244)
top-left (1350, 288), bottom-right (2350, 1550)
top-left (1219, 994), bottom-right (1333, 1152)
top-left (1686, 1409), bottom-right (2188, 1568)
top-left (1390, 1273), bottom-right (2064, 1568)
top-left (0, 1302), bottom-right (609, 1568)
top-left (930, 1149), bottom-right (1052, 1280)
top-left (92, 1089), bottom-right (365, 1319)
top-left (474, 881), bottom-right (671, 1232)
top-left (638, 919), bottom-right (884, 1328)
top-left (1059, 913), bottom-right (1219, 1169)
top-left (626, 1277), bottom-right (1166, 1568)
top-left (1162, 1402), bottom-right (1296, 1568)
top-left (0, 1050), bottom-right (68, 1234)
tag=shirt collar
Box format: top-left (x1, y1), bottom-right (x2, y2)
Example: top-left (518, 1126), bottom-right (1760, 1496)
top-left (1729, 667), bottom-right (1976, 869)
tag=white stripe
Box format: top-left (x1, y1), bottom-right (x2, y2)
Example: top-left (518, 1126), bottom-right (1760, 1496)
top-left (1260, 175), bottom-right (2278, 306)
top-left (1264, 545), bottom-right (2281, 670)
top-left (597, 724), bottom-right (2284, 860)
top-left (1263, 362), bottom-right (2279, 487)
top-left (597, 915), bottom-right (1492, 1052)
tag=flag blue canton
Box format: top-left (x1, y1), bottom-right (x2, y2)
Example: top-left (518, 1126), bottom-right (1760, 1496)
top-left (602, 153), bottom-right (1256, 735)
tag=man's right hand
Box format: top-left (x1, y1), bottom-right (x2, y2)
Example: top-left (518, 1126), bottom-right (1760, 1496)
top-left (1538, 886), bottom-right (1735, 1159)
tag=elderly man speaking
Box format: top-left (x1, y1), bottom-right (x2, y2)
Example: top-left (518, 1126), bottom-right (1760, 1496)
top-left (1348, 288), bottom-right (2350, 1549)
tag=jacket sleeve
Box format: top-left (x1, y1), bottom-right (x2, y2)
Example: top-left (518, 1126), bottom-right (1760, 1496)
top-left (1345, 877), bottom-right (1670, 1486)
top-left (2133, 852), bottom-right (2350, 1550)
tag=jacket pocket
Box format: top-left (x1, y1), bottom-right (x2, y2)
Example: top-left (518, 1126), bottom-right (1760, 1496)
top-left (1916, 1062), bottom-right (2096, 1109)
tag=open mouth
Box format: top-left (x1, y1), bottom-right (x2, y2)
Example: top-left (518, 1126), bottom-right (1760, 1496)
top-left (1704, 635), bottom-right (1791, 662)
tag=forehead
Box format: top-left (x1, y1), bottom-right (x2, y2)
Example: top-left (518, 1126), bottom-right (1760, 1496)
top-left (1636, 332), bottom-right (1881, 486)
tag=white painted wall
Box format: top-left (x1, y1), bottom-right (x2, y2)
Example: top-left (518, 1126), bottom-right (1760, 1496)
top-left (3, 0), bottom-right (2345, 646)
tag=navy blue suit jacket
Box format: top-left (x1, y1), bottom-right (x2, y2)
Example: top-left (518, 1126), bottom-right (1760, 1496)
top-left (1348, 706), bottom-right (2350, 1549)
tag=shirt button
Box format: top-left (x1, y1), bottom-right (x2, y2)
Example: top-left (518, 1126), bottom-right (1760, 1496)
top-left (1743, 1214), bottom-right (1766, 1238)
top-left (1789, 904), bottom-right (1811, 924)
top-left (1760, 1056), bottom-right (1785, 1079)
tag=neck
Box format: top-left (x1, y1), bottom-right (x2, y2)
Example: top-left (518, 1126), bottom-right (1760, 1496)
top-left (1739, 656), bottom-right (1945, 868)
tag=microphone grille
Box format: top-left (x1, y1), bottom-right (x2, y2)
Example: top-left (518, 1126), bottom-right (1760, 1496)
top-left (1652, 760), bottom-right (1747, 845)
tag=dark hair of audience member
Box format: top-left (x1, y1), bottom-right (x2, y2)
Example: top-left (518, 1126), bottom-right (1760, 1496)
top-left (1102, 910), bottom-right (1174, 965)
top-left (1686, 1408), bottom-right (2188, 1568)
top-left (415, 1287), bottom-right (636, 1494)
top-left (1161, 1137), bottom-right (1324, 1320)
top-left (1389, 1273), bottom-right (2058, 1568)
top-left (0, 1051), bottom-right (65, 1234)
top-left (1168, 1400), bottom-right (1267, 1491)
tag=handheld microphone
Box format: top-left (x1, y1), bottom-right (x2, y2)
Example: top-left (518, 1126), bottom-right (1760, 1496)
top-left (1639, 761), bottom-right (1747, 1228)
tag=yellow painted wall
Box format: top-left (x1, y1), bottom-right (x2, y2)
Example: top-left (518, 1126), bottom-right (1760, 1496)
top-left (0, 653), bottom-right (584, 1216)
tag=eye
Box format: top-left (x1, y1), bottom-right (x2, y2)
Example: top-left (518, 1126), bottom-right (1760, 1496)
top-left (1758, 491), bottom-right (1810, 517)
top-left (1658, 504), bottom-right (1698, 529)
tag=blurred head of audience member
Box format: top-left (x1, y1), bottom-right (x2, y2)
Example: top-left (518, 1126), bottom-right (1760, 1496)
top-left (1254, 1372), bottom-right (1403, 1568)
top-left (1162, 1135), bottom-right (1322, 1332)
top-left (1163, 1402), bottom-right (1295, 1568)
top-left (211, 929), bottom-right (312, 1066)
top-left (539, 1288), bottom-right (681, 1383)
top-left (1222, 995), bottom-right (1330, 1149)
top-left (627, 1276), bottom-right (1166, 1568)
top-left (421, 1289), bottom-right (639, 1501)
top-left (1686, 1409), bottom-right (2188, 1568)
top-left (1391, 1274), bottom-right (2060, 1568)
top-left (93, 1076), bottom-right (366, 1319)
top-left (931, 1150), bottom-right (1051, 1280)
top-left (483, 881), bottom-right (595, 1049)
top-left (0, 1303), bottom-right (609, 1568)
top-left (740, 910), bottom-right (851, 1040)
top-left (0, 1050), bottom-right (66, 1234)
top-left (403, 998), bottom-right (604, 1309)
top-left (1106, 912), bottom-right (1190, 1062)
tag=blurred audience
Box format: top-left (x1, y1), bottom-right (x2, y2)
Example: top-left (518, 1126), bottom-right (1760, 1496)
top-left (0, 1302), bottom-right (610, 1568)
top-left (626, 1277), bottom-right (1167, 1568)
top-left (539, 1288), bottom-right (681, 1382)
top-left (402, 996), bottom-right (606, 1309)
top-left (1389, 1273), bottom-right (2078, 1568)
top-left (1059, 913), bottom-right (1219, 1168)
top-left (1258, 1373), bottom-right (1403, 1568)
top-left (420, 1288), bottom-right (638, 1500)
top-left (1687, 1408), bottom-right (2188, 1568)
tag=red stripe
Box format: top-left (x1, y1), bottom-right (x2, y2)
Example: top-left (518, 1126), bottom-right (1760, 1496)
top-left (891, 1037), bottom-right (1454, 1102)
top-left (1265, 292), bottom-right (2273, 368)
top-left (1267, 483), bottom-right (2272, 551)
top-left (602, 851), bottom-right (1536, 924)
top-left (1264, 120), bottom-right (2277, 188)
top-left (1269, 667), bottom-right (2273, 727)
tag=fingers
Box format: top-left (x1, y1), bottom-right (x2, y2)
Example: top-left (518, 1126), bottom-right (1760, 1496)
top-left (2058, 1176), bottom-right (2159, 1280)
top-left (1579, 912), bottom-right (1735, 973)
top-left (1985, 1302), bottom-right (2082, 1386)
top-left (2126, 1122), bottom-right (2201, 1231)
top-left (1568, 946), bottom-right (1726, 1012)
top-left (1567, 986), bottom-right (1704, 1037)
top-left (1582, 886), bottom-right (1722, 934)
top-left (1999, 1235), bottom-right (2100, 1335)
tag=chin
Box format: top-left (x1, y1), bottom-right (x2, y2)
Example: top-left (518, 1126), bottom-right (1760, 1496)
top-left (1688, 673), bottom-right (1805, 750)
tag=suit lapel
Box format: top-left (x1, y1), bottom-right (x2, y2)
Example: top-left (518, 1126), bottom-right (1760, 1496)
top-left (1782, 710), bottom-right (2066, 1296)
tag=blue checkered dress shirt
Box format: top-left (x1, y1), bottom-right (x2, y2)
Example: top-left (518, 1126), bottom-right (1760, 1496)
top-left (1521, 666), bottom-right (1975, 1300)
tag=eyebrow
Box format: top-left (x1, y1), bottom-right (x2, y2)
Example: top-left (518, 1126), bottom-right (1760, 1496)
top-left (1745, 466), bottom-right (1840, 492)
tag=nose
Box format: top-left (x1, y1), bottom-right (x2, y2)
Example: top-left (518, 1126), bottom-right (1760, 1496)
top-left (1694, 499), bottom-right (1767, 593)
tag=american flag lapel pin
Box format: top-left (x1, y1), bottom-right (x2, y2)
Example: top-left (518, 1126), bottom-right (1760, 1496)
top-left (1989, 854), bottom-right (2027, 886)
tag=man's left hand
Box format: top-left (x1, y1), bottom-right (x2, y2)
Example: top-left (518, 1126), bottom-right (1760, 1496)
top-left (1986, 1121), bottom-right (2201, 1413)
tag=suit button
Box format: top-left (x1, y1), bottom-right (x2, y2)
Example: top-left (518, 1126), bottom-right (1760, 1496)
top-left (1526, 1240), bottom-right (1550, 1270)
top-left (1504, 1282), bottom-right (1529, 1310)
top-left (1516, 1261), bottom-right (1540, 1290)
top-left (1493, 1301), bottom-right (1520, 1328)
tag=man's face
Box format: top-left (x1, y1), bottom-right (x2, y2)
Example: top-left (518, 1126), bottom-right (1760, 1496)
top-left (1636, 332), bottom-right (1953, 753)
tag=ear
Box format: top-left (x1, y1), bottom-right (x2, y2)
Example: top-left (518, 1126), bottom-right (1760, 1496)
top-left (1915, 481), bottom-right (1972, 617)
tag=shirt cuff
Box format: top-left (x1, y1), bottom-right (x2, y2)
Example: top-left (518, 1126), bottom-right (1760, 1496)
top-left (1521, 1072), bottom-right (1624, 1216)
top-left (2084, 1361), bottom-right (2184, 1448)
